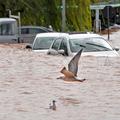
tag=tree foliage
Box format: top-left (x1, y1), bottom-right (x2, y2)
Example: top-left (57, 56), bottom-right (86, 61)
top-left (66, 0), bottom-right (91, 31)
top-left (0, 0), bottom-right (101, 31)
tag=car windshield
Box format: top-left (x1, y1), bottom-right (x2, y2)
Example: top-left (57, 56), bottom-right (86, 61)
top-left (33, 37), bottom-right (56, 50)
top-left (69, 37), bottom-right (113, 52)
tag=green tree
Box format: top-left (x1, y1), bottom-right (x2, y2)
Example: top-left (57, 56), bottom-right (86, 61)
top-left (66, 0), bottom-right (92, 31)
top-left (0, 0), bottom-right (93, 32)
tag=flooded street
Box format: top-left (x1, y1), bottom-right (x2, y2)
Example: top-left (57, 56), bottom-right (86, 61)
top-left (0, 31), bottom-right (120, 120)
top-left (0, 29), bottom-right (120, 120)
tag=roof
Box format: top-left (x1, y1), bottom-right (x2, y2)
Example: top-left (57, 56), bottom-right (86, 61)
top-left (21, 26), bottom-right (53, 32)
top-left (0, 18), bottom-right (16, 23)
top-left (69, 33), bottom-right (104, 39)
top-left (21, 26), bottom-right (46, 29)
top-left (35, 32), bottom-right (66, 38)
top-left (35, 32), bottom-right (105, 40)
top-left (90, 3), bottom-right (120, 10)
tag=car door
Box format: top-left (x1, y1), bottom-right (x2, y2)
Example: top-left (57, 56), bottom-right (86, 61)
top-left (59, 38), bottom-right (68, 56)
top-left (0, 22), bottom-right (18, 43)
top-left (48, 37), bottom-right (68, 56)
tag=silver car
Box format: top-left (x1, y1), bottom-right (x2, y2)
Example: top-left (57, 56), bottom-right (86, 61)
top-left (48, 33), bottom-right (119, 57)
top-left (21, 26), bottom-right (53, 43)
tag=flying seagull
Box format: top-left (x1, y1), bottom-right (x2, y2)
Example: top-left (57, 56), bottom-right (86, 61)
top-left (58, 49), bottom-right (86, 82)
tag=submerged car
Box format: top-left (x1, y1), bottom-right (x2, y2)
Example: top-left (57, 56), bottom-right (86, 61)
top-left (20, 26), bottom-right (53, 43)
top-left (26, 32), bottom-right (63, 52)
top-left (47, 33), bottom-right (119, 57)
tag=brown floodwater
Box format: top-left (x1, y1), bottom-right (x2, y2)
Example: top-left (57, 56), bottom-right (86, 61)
top-left (0, 43), bottom-right (120, 120)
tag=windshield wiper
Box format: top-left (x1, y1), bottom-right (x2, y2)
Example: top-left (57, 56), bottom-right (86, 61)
top-left (75, 43), bottom-right (86, 48)
top-left (86, 43), bottom-right (111, 51)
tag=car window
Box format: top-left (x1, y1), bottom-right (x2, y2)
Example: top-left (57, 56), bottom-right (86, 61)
top-left (29, 28), bottom-right (46, 34)
top-left (21, 28), bottom-right (47, 34)
top-left (33, 37), bottom-right (55, 50)
top-left (90, 37), bottom-right (112, 50)
top-left (59, 38), bottom-right (68, 56)
top-left (51, 38), bottom-right (63, 50)
top-left (69, 37), bottom-right (113, 52)
top-left (21, 28), bottom-right (29, 34)
top-left (69, 38), bottom-right (84, 52)
top-left (0, 23), bottom-right (13, 35)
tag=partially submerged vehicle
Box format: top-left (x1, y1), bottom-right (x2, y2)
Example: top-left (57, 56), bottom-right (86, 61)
top-left (20, 26), bottom-right (53, 43)
top-left (48, 33), bottom-right (119, 57)
top-left (26, 32), bottom-right (62, 52)
top-left (0, 18), bottom-right (18, 43)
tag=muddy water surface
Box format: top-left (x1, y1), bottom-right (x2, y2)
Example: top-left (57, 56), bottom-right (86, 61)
top-left (0, 44), bottom-right (120, 120)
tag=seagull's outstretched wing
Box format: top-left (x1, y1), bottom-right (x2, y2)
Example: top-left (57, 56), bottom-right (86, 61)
top-left (68, 49), bottom-right (83, 76)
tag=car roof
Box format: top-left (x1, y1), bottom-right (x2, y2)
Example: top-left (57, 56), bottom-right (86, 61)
top-left (69, 33), bottom-right (104, 39)
top-left (21, 26), bottom-right (47, 29)
top-left (35, 32), bottom-right (105, 40)
top-left (21, 26), bottom-right (53, 31)
top-left (35, 32), bottom-right (67, 38)
top-left (0, 18), bottom-right (16, 23)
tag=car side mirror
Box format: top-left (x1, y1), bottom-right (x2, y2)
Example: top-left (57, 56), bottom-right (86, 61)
top-left (58, 49), bottom-right (65, 54)
top-left (47, 49), bottom-right (59, 55)
top-left (26, 44), bottom-right (32, 49)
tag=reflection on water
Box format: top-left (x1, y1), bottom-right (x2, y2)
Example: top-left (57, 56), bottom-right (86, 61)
top-left (0, 44), bottom-right (120, 120)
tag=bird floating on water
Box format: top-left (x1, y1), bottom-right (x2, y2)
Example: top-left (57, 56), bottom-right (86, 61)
top-left (49, 100), bottom-right (56, 111)
top-left (58, 49), bottom-right (86, 82)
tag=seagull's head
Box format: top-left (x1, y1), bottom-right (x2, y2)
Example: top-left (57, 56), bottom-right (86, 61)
top-left (60, 67), bottom-right (66, 73)
top-left (53, 100), bottom-right (56, 103)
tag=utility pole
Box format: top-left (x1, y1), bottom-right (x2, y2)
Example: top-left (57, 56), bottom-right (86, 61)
top-left (62, 0), bottom-right (66, 32)
top-left (107, 6), bottom-right (110, 40)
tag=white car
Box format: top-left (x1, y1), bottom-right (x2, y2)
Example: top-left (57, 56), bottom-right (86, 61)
top-left (26, 32), bottom-right (63, 52)
top-left (47, 33), bottom-right (119, 57)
